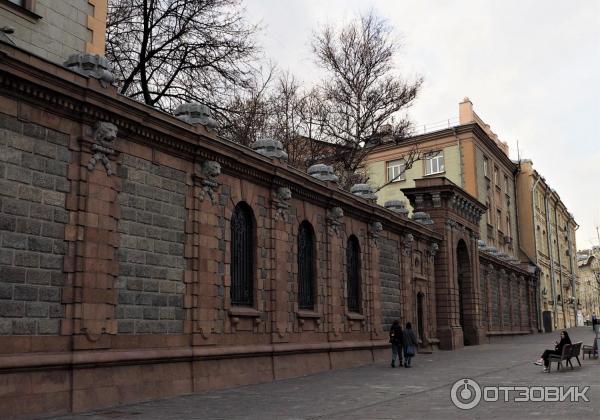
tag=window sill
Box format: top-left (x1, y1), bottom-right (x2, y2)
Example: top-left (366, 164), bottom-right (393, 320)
top-left (228, 307), bottom-right (261, 318)
top-left (296, 310), bottom-right (321, 319)
top-left (346, 312), bottom-right (365, 321)
top-left (0, 1), bottom-right (42, 22)
top-left (424, 171), bottom-right (445, 177)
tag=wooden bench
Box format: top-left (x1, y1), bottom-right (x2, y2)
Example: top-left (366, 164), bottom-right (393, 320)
top-left (549, 342), bottom-right (582, 371)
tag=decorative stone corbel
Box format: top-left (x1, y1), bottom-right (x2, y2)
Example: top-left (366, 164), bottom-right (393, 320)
top-left (401, 233), bottom-right (414, 256)
top-left (369, 221), bottom-right (383, 246)
top-left (87, 121), bottom-right (117, 176)
top-left (427, 242), bottom-right (439, 260)
top-left (327, 206), bottom-right (344, 235)
top-left (197, 160), bottom-right (221, 204)
top-left (432, 192), bottom-right (442, 208)
top-left (273, 186), bottom-right (292, 220)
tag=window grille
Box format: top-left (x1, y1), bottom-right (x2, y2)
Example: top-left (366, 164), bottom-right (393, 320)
top-left (230, 203), bottom-right (254, 306)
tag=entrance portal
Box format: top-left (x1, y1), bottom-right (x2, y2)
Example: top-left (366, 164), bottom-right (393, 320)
top-left (456, 240), bottom-right (472, 346)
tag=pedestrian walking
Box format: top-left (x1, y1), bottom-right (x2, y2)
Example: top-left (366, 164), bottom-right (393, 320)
top-left (389, 320), bottom-right (403, 368)
top-left (402, 322), bottom-right (418, 368)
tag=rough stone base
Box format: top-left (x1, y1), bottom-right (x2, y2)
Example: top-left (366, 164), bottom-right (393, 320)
top-left (0, 347), bottom-right (387, 417)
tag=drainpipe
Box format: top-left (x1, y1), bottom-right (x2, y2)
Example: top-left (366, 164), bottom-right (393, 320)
top-left (544, 192), bottom-right (557, 330)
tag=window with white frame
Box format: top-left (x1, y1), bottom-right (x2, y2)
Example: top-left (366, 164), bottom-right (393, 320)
top-left (387, 159), bottom-right (406, 182)
top-left (483, 156), bottom-right (489, 178)
top-left (424, 151), bottom-right (444, 175)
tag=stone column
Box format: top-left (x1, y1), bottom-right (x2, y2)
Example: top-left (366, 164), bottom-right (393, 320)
top-left (65, 122), bottom-right (120, 349)
top-left (269, 186), bottom-right (292, 343)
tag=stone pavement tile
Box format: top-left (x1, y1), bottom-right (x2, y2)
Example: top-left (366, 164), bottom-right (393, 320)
top-left (53, 327), bottom-right (600, 420)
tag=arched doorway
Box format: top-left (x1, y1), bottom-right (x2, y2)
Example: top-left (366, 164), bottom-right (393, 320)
top-left (417, 292), bottom-right (425, 342)
top-left (456, 240), bottom-right (473, 345)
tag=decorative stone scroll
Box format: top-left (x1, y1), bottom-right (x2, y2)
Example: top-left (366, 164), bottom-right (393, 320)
top-left (198, 160), bottom-right (221, 204)
top-left (174, 102), bottom-right (218, 131)
top-left (307, 164), bottom-right (339, 183)
top-left (384, 200), bottom-right (409, 216)
top-left (350, 183), bottom-right (377, 202)
top-left (412, 211), bottom-right (434, 226)
top-left (272, 186), bottom-right (292, 220)
top-left (64, 53), bottom-right (114, 86)
top-left (87, 122), bottom-right (117, 176)
top-left (327, 206), bottom-right (344, 235)
top-left (250, 138), bottom-right (288, 161)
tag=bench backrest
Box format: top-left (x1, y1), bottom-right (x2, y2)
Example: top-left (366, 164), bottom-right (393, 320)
top-left (560, 344), bottom-right (572, 358)
top-left (570, 342), bottom-right (582, 357)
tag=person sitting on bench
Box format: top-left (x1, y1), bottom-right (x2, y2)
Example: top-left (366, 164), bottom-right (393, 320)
top-left (534, 330), bottom-right (572, 373)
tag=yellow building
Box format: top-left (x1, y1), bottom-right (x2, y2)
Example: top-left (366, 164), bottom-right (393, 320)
top-left (516, 160), bottom-right (578, 331)
top-left (366, 98), bottom-right (520, 261)
top-left (576, 248), bottom-right (600, 324)
top-left (0, 0), bottom-right (107, 62)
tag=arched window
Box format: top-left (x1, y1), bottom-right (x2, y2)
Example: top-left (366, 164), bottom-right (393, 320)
top-left (230, 202), bottom-right (255, 306)
top-left (298, 221), bottom-right (316, 309)
top-left (346, 235), bottom-right (361, 313)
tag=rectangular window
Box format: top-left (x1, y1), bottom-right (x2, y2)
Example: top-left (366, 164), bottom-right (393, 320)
top-left (483, 157), bottom-right (489, 178)
top-left (386, 159), bottom-right (406, 182)
top-left (497, 209), bottom-right (502, 231)
top-left (506, 215), bottom-right (511, 238)
top-left (494, 166), bottom-right (499, 185)
top-left (504, 175), bottom-right (509, 192)
top-left (425, 151), bottom-right (444, 175)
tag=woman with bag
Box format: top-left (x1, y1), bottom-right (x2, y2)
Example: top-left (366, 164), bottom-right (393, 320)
top-left (402, 322), bottom-right (418, 368)
top-left (389, 320), bottom-right (403, 368)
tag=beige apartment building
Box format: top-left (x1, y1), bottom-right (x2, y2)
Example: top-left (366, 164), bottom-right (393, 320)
top-left (366, 98), bottom-right (521, 261)
top-left (516, 160), bottom-right (578, 330)
top-left (0, 0), bottom-right (106, 62)
top-left (576, 247), bottom-right (600, 324)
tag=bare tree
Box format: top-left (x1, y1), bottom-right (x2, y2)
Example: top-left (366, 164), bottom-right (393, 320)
top-left (312, 12), bottom-right (423, 188)
top-left (106, 0), bottom-right (259, 113)
top-left (221, 68), bottom-right (275, 146)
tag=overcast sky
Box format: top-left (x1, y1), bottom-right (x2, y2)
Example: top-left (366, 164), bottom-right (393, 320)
top-left (244, 0), bottom-right (600, 249)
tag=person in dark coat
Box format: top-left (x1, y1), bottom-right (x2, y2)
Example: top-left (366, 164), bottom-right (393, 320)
top-left (389, 320), bottom-right (403, 368)
top-left (534, 330), bottom-right (572, 372)
top-left (402, 322), bottom-right (418, 368)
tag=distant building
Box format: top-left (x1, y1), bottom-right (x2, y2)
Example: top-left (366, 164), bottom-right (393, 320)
top-left (0, 0), bottom-right (106, 63)
top-left (516, 160), bottom-right (578, 331)
top-left (365, 98), bottom-right (520, 261)
top-left (576, 247), bottom-right (600, 322)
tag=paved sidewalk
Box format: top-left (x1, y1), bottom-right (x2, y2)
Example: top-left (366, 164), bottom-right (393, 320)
top-left (55, 327), bottom-right (600, 420)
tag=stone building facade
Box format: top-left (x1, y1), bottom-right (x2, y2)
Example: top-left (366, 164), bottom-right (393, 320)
top-left (0, 0), bottom-right (107, 63)
top-left (516, 159), bottom-right (578, 331)
top-left (576, 247), bottom-right (600, 323)
top-left (0, 31), bottom-right (537, 419)
top-left (365, 98), bottom-right (521, 263)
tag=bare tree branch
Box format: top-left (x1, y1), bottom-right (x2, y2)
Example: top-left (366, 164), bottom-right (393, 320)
top-left (106, 0), bottom-right (261, 113)
top-left (311, 11), bottom-right (423, 189)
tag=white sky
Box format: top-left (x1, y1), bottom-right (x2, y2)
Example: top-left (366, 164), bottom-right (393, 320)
top-left (244, 0), bottom-right (600, 249)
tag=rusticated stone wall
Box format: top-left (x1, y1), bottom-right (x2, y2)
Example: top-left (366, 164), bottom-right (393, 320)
top-left (0, 116), bottom-right (70, 336)
top-left (379, 238), bottom-right (401, 331)
top-left (0, 43), bottom-right (534, 418)
top-left (116, 155), bottom-right (187, 334)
